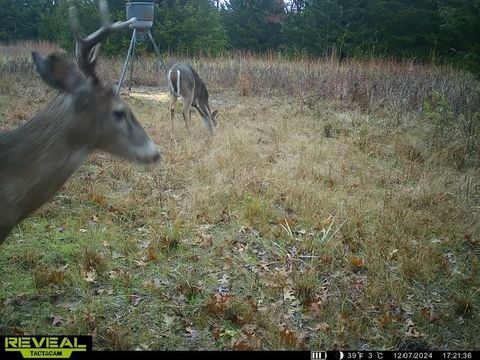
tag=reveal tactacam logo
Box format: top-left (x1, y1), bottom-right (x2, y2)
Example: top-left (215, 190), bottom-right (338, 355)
top-left (1, 336), bottom-right (92, 359)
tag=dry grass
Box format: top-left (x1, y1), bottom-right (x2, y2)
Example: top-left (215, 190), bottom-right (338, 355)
top-left (0, 45), bottom-right (479, 350)
top-left (0, 41), bottom-right (62, 57)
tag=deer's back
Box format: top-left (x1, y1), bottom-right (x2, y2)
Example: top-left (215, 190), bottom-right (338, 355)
top-left (169, 63), bottom-right (209, 101)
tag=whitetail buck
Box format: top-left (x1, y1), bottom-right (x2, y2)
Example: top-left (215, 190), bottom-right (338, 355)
top-left (0, 1), bottom-right (161, 244)
top-left (167, 63), bottom-right (218, 137)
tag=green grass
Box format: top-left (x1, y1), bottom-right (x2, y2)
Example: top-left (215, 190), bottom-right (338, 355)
top-left (1, 52), bottom-right (480, 350)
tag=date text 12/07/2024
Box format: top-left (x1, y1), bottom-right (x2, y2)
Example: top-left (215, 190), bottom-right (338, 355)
top-left (310, 351), bottom-right (474, 360)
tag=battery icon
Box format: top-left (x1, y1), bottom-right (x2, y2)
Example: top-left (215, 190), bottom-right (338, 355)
top-left (311, 351), bottom-right (328, 360)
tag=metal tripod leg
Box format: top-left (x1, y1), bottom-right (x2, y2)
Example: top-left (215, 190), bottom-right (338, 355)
top-left (147, 29), bottom-right (164, 68)
top-left (128, 35), bottom-right (137, 91)
top-left (116, 28), bottom-right (137, 95)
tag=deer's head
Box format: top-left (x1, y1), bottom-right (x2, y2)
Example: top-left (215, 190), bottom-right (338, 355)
top-left (31, 0), bottom-right (160, 164)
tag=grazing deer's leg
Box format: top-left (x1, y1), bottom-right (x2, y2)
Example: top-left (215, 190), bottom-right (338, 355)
top-left (182, 94), bottom-right (193, 135)
top-left (211, 110), bottom-right (218, 128)
top-left (169, 94), bottom-right (177, 140)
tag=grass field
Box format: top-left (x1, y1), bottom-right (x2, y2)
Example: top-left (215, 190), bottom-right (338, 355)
top-left (0, 46), bottom-right (479, 350)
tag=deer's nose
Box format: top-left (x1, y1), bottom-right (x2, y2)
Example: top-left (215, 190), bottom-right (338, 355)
top-left (152, 150), bottom-right (161, 163)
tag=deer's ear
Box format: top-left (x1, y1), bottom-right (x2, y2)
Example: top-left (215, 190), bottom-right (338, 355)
top-left (32, 52), bottom-right (83, 93)
top-left (211, 110), bottom-right (218, 118)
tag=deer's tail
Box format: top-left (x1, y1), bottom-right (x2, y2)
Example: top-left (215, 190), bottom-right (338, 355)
top-left (168, 69), bottom-right (181, 97)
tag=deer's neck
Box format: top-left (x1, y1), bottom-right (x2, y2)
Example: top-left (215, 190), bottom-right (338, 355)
top-left (0, 95), bottom-right (90, 222)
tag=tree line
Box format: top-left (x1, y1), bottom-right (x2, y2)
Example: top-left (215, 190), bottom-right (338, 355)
top-left (0, 0), bottom-right (478, 75)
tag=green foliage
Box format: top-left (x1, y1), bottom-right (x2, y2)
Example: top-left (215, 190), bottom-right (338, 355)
top-left (222, 0), bottom-right (285, 51)
top-left (155, 0), bottom-right (227, 55)
top-left (0, 0), bottom-right (55, 41)
top-left (0, 0), bottom-right (479, 75)
top-left (423, 91), bottom-right (455, 133)
top-left (438, 0), bottom-right (480, 75)
top-left (424, 90), bottom-right (480, 168)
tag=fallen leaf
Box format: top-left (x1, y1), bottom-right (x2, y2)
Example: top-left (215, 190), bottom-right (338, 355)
top-left (219, 273), bottom-right (229, 285)
top-left (405, 318), bottom-right (424, 338)
top-left (107, 206), bottom-right (119, 213)
top-left (280, 327), bottom-right (300, 347)
top-left (314, 322), bottom-right (330, 332)
top-left (283, 287), bottom-right (296, 302)
top-left (130, 295), bottom-right (141, 306)
top-left (52, 315), bottom-right (65, 326)
top-left (387, 249), bottom-right (399, 260)
top-left (232, 337), bottom-right (255, 350)
top-left (204, 293), bottom-right (233, 315)
top-left (83, 311), bottom-right (95, 324)
top-left (134, 260), bottom-right (147, 267)
top-left (349, 256), bottom-right (365, 268)
top-left (163, 314), bottom-right (175, 328)
top-left (406, 327), bottom-right (422, 337)
top-left (352, 278), bottom-right (365, 289)
top-left (146, 247), bottom-right (158, 261)
top-left (218, 285), bottom-right (229, 295)
top-left (84, 269), bottom-right (97, 283)
top-left (134, 344), bottom-right (149, 351)
top-left (308, 301), bottom-right (322, 315)
top-left (185, 327), bottom-right (199, 340)
top-left (421, 306), bottom-right (439, 322)
top-left (212, 327), bottom-right (223, 340)
top-left (92, 194), bottom-right (105, 206)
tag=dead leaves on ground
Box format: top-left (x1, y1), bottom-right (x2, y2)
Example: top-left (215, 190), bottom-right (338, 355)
top-left (349, 256), bottom-right (366, 269)
top-left (51, 314), bottom-right (69, 327)
top-left (204, 293), bottom-right (235, 316)
top-left (232, 324), bottom-right (262, 350)
top-left (405, 319), bottom-right (425, 338)
top-left (33, 265), bottom-right (69, 288)
top-left (280, 326), bottom-right (303, 349)
top-left (84, 269), bottom-right (97, 283)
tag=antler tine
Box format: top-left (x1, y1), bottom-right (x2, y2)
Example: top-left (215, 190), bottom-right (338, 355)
top-left (70, 0), bottom-right (136, 83)
top-left (69, 4), bottom-right (94, 80)
top-left (99, 0), bottom-right (111, 26)
top-left (69, 5), bottom-right (81, 42)
top-left (79, 0), bottom-right (136, 49)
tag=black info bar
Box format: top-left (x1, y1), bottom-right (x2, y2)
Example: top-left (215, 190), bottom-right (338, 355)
top-left (89, 351), bottom-right (475, 359)
top-left (0, 340), bottom-right (476, 360)
top-left (310, 351), bottom-right (474, 360)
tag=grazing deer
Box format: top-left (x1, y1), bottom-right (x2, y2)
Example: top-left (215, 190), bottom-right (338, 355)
top-left (0, 0), bottom-right (161, 244)
top-left (167, 63), bottom-right (218, 137)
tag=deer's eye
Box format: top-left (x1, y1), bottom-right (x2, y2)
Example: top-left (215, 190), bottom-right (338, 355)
top-left (113, 109), bottom-right (126, 121)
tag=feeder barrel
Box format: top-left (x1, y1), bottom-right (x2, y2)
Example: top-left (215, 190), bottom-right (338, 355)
top-left (126, 2), bottom-right (154, 29)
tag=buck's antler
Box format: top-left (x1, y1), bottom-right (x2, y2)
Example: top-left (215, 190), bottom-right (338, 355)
top-left (69, 0), bottom-right (136, 84)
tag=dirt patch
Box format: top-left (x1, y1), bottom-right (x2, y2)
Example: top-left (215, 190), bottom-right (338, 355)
top-left (124, 86), bottom-right (237, 110)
